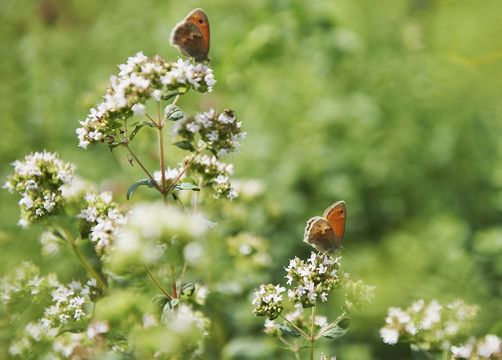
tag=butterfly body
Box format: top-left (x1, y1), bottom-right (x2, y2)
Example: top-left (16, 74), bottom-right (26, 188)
top-left (170, 8), bottom-right (210, 62)
top-left (303, 201), bottom-right (346, 252)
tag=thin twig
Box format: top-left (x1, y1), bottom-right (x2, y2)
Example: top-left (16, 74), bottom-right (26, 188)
top-left (145, 265), bottom-right (172, 300)
top-left (55, 218), bottom-right (108, 292)
top-left (310, 305), bottom-right (316, 360)
top-left (124, 144), bottom-right (162, 193)
top-left (170, 264), bottom-right (178, 298)
top-left (279, 315), bottom-right (310, 340)
top-left (178, 261), bottom-right (188, 295)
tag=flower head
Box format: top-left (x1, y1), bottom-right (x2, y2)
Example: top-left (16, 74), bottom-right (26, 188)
top-left (285, 252), bottom-right (346, 308)
top-left (4, 151), bottom-right (75, 227)
top-left (252, 284), bottom-right (286, 320)
top-left (76, 54), bottom-right (216, 149)
top-left (173, 109), bottom-right (245, 157)
top-left (380, 299), bottom-right (479, 350)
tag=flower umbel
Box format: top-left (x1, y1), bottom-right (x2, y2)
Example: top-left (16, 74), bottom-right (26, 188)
top-left (78, 191), bottom-right (127, 256)
top-left (285, 252), bottom-right (346, 308)
top-left (173, 108), bottom-right (245, 157)
top-left (76, 53), bottom-right (216, 149)
top-left (252, 284), bottom-right (286, 320)
top-left (380, 299), bottom-right (479, 349)
top-left (4, 151), bottom-right (75, 227)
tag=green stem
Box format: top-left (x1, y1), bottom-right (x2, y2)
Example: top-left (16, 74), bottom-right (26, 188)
top-left (279, 315), bottom-right (310, 340)
top-left (158, 127), bottom-right (167, 200)
top-left (170, 264), bottom-right (178, 298)
top-left (55, 219), bottom-right (108, 292)
top-left (310, 305), bottom-right (316, 360)
top-left (124, 144), bottom-right (162, 193)
top-left (165, 144), bottom-right (206, 195)
top-left (145, 265), bottom-right (172, 300)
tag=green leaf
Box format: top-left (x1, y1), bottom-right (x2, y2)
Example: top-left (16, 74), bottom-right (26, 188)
top-left (181, 283), bottom-right (195, 297)
top-left (322, 325), bottom-right (348, 339)
top-left (278, 324), bottom-right (301, 337)
top-left (129, 121), bottom-right (155, 141)
top-left (165, 105), bottom-right (185, 121)
top-left (174, 182), bottom-right (200, 191)
top-left (126, 179), bottom-right (156, 200)
top-left (161, 298), bottom-right (179, 324)
top-left (151, 294), bottom-right (168, 307)
top-left (174, 141), bottom-right (195, 151)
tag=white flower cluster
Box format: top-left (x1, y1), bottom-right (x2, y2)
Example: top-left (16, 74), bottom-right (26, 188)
top-left (106, 202), bottom-right (208, 271)
top-left (0, 262), bottom-right (54, 308)
top-left (41, 279), bottom-right (98, 330)
top-left (451, 334), bottom-right (502, 359)
top-left (285, 252), bottom-right (345, 308)
top-left (252, 284), bottom-right (286, 320)
top-left (380, 299), bottom-right (478, 348)
top-left (161, 58), bottom-right (215, 92)
top-left (189, 154), bottom-right (238, 199)
top-left (8, 322), bottom-right (58, 358)
top-left (78, 191), bottom-right (126, 256)
top-left (173, 109), bottom-right (246, 157)
top-left (76, 52), bottom-right (216, 149)
top-left (9, 320), bottom-right (107, 359)
top-left (4, 151), bottom-right (75, 227)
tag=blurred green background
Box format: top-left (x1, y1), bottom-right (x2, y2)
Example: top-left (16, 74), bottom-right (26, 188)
top-left (1, 0), bottom-right (502, 358)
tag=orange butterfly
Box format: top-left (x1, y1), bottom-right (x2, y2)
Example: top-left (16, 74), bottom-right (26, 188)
top-left (303, 201), bottom-right (346, 252)
top-left (170, 8), bottom-right (210, 62)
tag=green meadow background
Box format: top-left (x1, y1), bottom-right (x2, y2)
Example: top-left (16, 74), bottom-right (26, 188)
top-left (1, 0), bottom-right (501, 358)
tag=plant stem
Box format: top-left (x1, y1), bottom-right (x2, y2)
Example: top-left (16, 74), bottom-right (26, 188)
top-left (279, 315), bottom-right (310, 340)
top-left (124, 144), bottom-right (162, 193)
top-left (55, 219), bottom-right (108, 292)
top-left (165, 143), bottom-right (207, 195)
top-left (178, 261), bottom-right (188, 295)
top-left (170, 264), bottom-right (178, 298)
top-left (158, 127), bottom-right (167, 199)
top-left (145, 265), bottom-right (172, 300)
top-left (310, 305), bottom-right (316, 360)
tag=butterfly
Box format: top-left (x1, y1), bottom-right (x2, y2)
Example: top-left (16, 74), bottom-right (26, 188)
top-left (303, 201), bottom-right (346, 252)
top-left (170, 8), bottom-right (210, 62)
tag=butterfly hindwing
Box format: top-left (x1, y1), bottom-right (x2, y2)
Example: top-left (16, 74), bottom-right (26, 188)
top-left (170, 8), bottom-right (210, 62)
top-left (323, 200), bottom-right (346, 242)
top-left (303, 216), bottom-right (340, 252)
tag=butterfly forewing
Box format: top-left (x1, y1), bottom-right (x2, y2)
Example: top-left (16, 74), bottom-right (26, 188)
top-left (169, 8), bottom-right (210, 62)
top-left (303, 216), bottom-right (340, 252)
top-left (323, 201), bottom-right (346, 242)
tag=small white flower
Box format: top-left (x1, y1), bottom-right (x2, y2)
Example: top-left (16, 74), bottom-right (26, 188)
top-left (131, 103), bottom-right (146, 116)
top-left (451, 344), bottom-right (473, 358)
top-left (380, 327), bottom-right (399, 345)
top-left (477, 334), bottom-right (501, 358)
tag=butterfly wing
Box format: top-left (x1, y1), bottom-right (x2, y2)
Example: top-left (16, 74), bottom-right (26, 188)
top-left (323, 200), bottom-right (346, 242)
top-left (303, 216), bottom-right (340, 252)
top-left (170, 8), bottom-right (210, 62)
